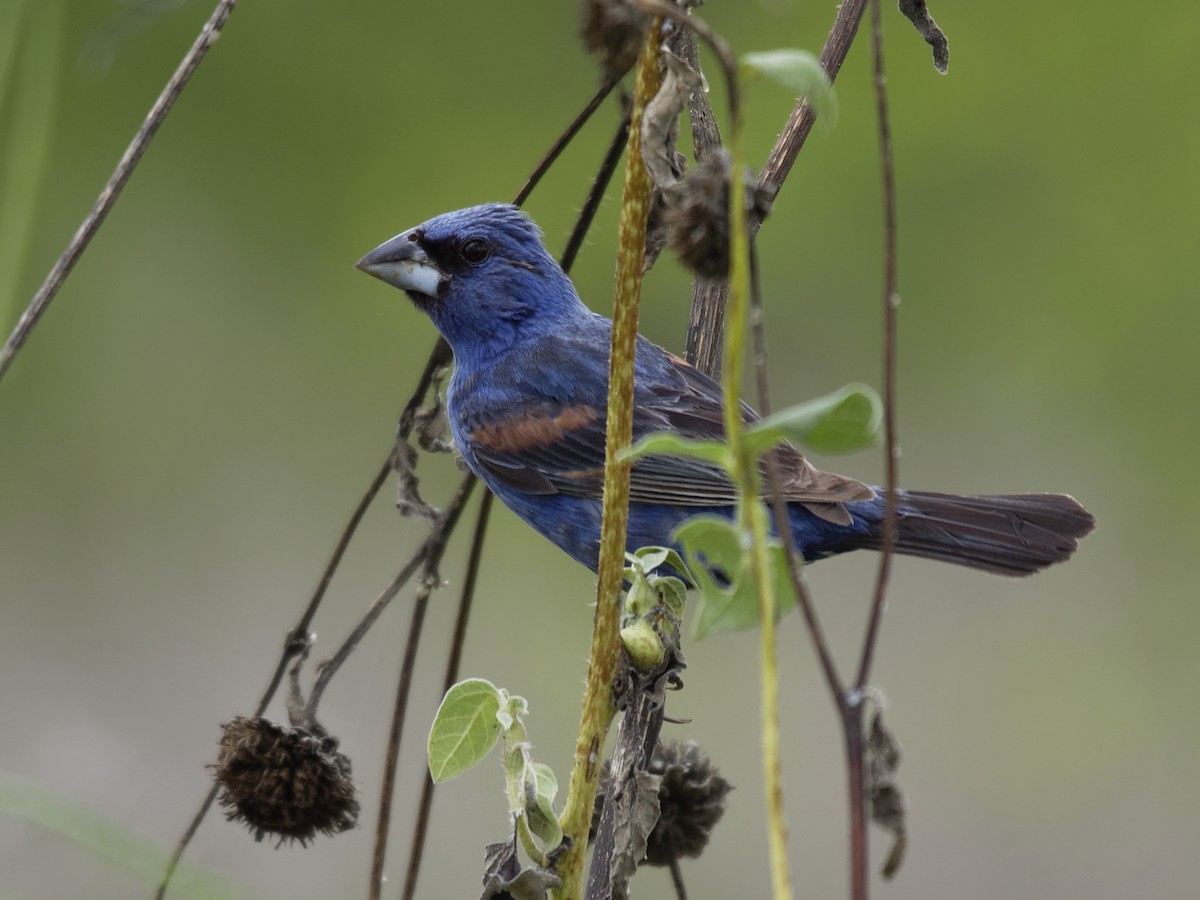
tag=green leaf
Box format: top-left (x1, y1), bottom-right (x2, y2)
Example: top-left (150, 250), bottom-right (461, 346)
top-left (428, 678), bottom-right (505, 783)
top-left (0, 774), bottom-right (237, 899)
top-left (621, 431), bottom-right (733, 469)
top-left (744, 383), bottom-right (882, 457)
top-left (741, 49), bottom-right (838, 130)
top-left (0, 0), bottom-right (64, 329)
top-left (674, 514), bottom-right (798, 639)
top-left (525, 762), bottom-right (563, 848)
top-left (654, 575), bottom-right (689, 620)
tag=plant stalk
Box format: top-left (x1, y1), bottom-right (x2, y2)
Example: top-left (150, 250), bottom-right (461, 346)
top-left (553, 19), bottom-right (663, 900)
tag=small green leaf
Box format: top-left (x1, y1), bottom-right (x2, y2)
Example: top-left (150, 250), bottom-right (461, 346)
top-left (741, 48), bottom-right (838, 130)
top-left (621, 432), bottom-right (733, 469)
top-left (655, 576), bottom-right (689, 620)
top-left (634, 545), bottom-right (691, 581)
top-left (525, 762), bottom-right (563, 848)
top-left (0, 0), bottom-right (64, 328)
top-left (428, 678), bottom-right (504, 783)
top-left (674, 514), bottom-right (798, 639)
top-left (745, 383), bottom-right (882, 457)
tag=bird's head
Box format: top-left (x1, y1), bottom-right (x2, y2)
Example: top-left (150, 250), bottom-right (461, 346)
top-left (355, 204), bottom-right (586, 363)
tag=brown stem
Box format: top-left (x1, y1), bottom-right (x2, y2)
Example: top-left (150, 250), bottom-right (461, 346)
top-left (843, 704), bottom-right (868, 900)
top-left (399, 491), bottom-right (493, 900)
top-left (561, 112), bottom-right (633, 273)
top-left (513, 76), bottom-right (623, 208)
top-left (554, 20), bottom-right (664, 899)
top-left (307, 475), bottom-right (475, 722)
top-left (0, 0), bottom-right (240, 385)
top-left (855, 0), bottom-right (900, 693)
top-left (362, 474), bottom-right (475, 900)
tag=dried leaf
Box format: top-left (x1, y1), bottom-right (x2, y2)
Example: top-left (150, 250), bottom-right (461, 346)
top-left (898, 0), bottom-right (950, 74)
top-left (481, 833), bottom-right (562, 900)
top-left (865, 710), bottom-right (908, 879)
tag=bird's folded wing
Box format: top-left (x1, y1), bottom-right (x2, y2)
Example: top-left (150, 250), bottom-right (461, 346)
top-left (467, 353), bottom-right (874, 522)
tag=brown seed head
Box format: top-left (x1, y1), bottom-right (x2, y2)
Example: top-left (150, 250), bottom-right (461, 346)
top-left (213, 716), bottom-right (359, 846)
top-left (580, 0), bottom-right (650, 83)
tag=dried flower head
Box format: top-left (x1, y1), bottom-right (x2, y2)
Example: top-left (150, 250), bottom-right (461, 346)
top-left (213, 716), bottom-right (358, 845)
top-left (591, 740), bottom-right (731, 865)
top-left (580, 0), bottom-right (650, 82)
top-left (643, 740), bottom-right (731, 865)
top-left (666, 151), bottom-right (771, 279)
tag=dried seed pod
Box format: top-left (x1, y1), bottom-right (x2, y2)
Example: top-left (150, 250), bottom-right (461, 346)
top-left (213, 716), bottom-right (358, 845)
top-left (666, 151), bottom-right (770, 279)
top-left (591, 740), bottom-right (732, 865)
top-left (643, 740), bottom-right (731, 866)
top-left (580, 0), bottom-right (650, 83)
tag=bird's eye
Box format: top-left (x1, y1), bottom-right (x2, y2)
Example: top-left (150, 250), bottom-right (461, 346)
top-left (461, 238), bottom-right (491, 264)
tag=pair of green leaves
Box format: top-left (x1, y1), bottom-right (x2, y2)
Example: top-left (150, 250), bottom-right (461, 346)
top-left (621, 384), bottom-right (881, 639)
top-left (0, 0), bottom-right (64, 329)
top-left (427, 679), bottom-right (561, 853)
top-left (622, 382), bottom-right (881, 472)
top-left (628, 388), bottom-right (883, 643)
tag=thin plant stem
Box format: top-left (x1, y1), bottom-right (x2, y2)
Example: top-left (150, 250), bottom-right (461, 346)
top-left (399, 490), bottom-right (493, 900)
top-left (856, 0), bottom-right (900, 693)
top-left (0, 0), bottom-right (240, 384)
top-left (513, 76), bottom-right (623, 208)
top-left (750, 243), bottom-right (847, 701)
top-left (553, 20), bottom-right (663, 900)
top-left (307, 475), bottom-right (475, 722)
top-left (560, 113), bottom-right (632, 274)
top-left (363, 474), bottom-right (476, 900)
top-left (722, 122), bottom-right (793, 900)
top-left (668, 859), bottom-right (689, 900)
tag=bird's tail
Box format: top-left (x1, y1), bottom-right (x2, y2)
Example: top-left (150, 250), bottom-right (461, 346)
top-left (841, 490), bottom-right (1095, 576)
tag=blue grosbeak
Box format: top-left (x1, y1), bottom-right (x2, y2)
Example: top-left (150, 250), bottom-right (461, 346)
top-left (356, 204), bottom-right (1093, 576)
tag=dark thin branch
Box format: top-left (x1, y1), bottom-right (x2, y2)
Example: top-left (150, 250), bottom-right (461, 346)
top-left (366, 484), bottom-right (472, 900)
top-left (561, 112), bottom-right (632, 273)
top-left (513, 76), bottom-right (623, 208)
top-left (856, 0), bottom-right (900, 693)
top-left (399, 490), bottom-right (493, 900)
top-left (0, 0), bottom-right (240, 385)
top-left (749, 242), bottom-right (847, 702)
top-left (307, 475), bottom-right (476, 721)
top-left (668, 858), bottom-right (689, 900)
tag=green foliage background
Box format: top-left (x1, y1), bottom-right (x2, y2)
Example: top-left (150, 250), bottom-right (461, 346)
top-left (1, 1), bottom-right (1195, 897)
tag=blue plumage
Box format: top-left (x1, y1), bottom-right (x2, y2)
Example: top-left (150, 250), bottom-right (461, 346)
top-left (357, 204), bottom-right (1093, 577)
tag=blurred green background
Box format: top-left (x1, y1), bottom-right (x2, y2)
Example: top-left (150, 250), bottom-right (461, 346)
top-left (1, 1), bottom-right (1196, 897)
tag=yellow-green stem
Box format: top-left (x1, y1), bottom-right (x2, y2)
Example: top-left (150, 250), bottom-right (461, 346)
top-left (724, 121), bottom-right (793, 900)
top-left (553, 20), bottom-right (663, 900)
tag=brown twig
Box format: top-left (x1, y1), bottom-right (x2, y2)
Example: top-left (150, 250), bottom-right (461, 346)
top-left (561, 113), bottom-right (633, 274)
top-left (399, 490), bottom-right (493, 900)
top-left (398, 106), bottom-right (629, 890)
top-left (683, 0), bottom-right (870, 374)
top-left (307, 475), bottom-right (475, 722)
top-left (0, 0), bottom-right (240, 385)
top-left (856, 0), bottom-right (900, 694)
top-left (514, 76), bottom-right (624, 208)
top-left (367, 475), bottom-right (475, 897)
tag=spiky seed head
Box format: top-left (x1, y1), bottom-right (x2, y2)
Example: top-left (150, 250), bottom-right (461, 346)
top-left (666, 151), bottom-right (771, 279)
top-left (213, 716), bottom-right (359, 846)
top-left (580, 0), bottom-right (650, 83)
top-left (643, 740), bottom-right (731, 865)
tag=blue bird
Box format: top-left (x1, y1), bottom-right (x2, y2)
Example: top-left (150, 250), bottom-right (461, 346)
top-left (356, 204), bottom-right (1093, 577)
